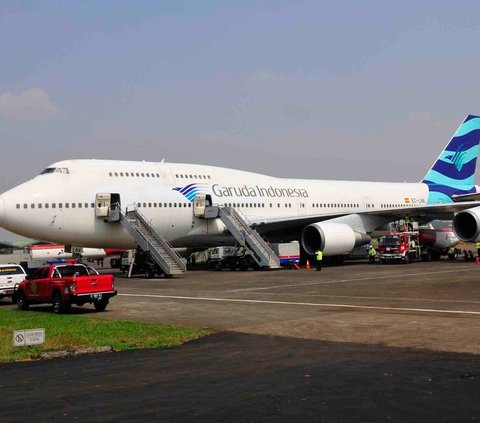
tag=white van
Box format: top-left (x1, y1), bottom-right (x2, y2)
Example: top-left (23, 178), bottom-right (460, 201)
top-left (0, 264), bottom-right (27, 301)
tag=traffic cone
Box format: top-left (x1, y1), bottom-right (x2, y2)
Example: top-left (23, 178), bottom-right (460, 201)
top-left (306, 260), bottom-right (310, 270)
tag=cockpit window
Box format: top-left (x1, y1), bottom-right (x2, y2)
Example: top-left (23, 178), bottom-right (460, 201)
top-left (40, 167), bottom-right (69, 175)
top-left (40, 168), bottom-right (56, 174)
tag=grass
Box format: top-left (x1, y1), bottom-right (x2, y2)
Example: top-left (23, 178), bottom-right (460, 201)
top-left (0, 309), bottom-right (213, 363)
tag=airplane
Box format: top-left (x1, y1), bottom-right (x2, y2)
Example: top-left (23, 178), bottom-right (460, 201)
top-left (1, 115), bottom-right (480, 258)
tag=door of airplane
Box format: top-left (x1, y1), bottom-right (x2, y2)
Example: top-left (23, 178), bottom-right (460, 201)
top-left (95, 193), bottom-right (121, 218)
top-left (159, 164), bottom-right (176, 185)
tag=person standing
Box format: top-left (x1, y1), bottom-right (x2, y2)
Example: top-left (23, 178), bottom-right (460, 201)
top-left (476, 241), bottom-right (480, 258)
top-left (315, 249), bottom-right (323, 271)
top-left (368, 245), bottom-right (376, 264)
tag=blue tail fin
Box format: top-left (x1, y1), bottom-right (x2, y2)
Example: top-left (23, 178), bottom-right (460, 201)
top-left (423, 115), bottom-right (480, 204)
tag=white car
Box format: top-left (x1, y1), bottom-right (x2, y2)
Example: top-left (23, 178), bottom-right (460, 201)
top-left (0, 264), bottom-right (27, 302)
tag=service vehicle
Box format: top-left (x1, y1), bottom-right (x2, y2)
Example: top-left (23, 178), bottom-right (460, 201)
top-left (377, 231), bottom-right (420, 264)
top-left (0, 264), bottom-right (26, 303)
top-left (120, 249), bottom-right (162, 278)
top-left (209, 246), bottom-right (258, 271)
top-left (269, 242), bottom-right (300, 268)
top-left (15, 262), bottom-right (116, 313)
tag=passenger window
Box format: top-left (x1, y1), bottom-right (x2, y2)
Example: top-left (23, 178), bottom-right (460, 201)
top-left (65, 203), bottom-right (69, 208)
top-left (148, 203), bottom-right (152, 208)
top-left (45, 203), bottom-right (49, 208)
top-left (114, 172), bottom-right (118, 177)
top-left (153, 203), bottom-right (157, 207)
top-left (169, 203), bottom-right (172, 207)
top-left (31, 204), bottom-right (35, 209)
top-left (141, 173), bottom-right (145, 177)
top-left (52, 203), bottom-right (56, 209)
top-left (143, 203), bottom-right (147, 207)
top-left (78, 203), bottom-right (82, 208)
top-left (72, 203), bottom-right (76, 208)
top-left (137, 203), bottom-right (141, 207)
top-left (136, 173), bottom-right (140, 177)
top-left (109, 172), bottom-right (112, 177)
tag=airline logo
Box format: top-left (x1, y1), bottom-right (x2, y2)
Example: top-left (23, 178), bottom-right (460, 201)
top-left (172, 183), bottom-right (209, 202)
top-left (445, 145), bottom-right (467, 172)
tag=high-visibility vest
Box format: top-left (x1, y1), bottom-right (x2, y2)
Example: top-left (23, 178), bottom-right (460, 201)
top-left (316, 250), bottom-right (323, 261)
top-left (476, 242), bottom-right (480, 249)
top-left (369, 248), bottom-right (376, 256)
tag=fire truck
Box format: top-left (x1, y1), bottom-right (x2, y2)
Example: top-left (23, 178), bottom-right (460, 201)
top-left (377, 222), bottom-right (421, 264)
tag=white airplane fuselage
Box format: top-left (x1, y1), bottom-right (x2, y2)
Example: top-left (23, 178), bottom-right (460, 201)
top-left (0, 159), bottom-right (432, 249)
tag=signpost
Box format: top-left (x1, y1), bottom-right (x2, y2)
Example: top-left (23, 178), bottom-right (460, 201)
top-left (13, 328), bottom-right (45, 346)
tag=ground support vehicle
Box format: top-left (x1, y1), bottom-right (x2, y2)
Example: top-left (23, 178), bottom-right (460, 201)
top-left (209, 246), bottom-right (259, 271)
top-left (120, 249), bottom-right (164, 278)
top-left (377, 231), bottom-right (420, 264)
top-left (15, 263), bottom-right (116, 313)
top-left (270, 242), bottom-right (300, 268)
top-left (0, 264), bottom-right (26, 303)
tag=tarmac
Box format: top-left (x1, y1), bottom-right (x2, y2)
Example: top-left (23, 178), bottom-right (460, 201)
top-left (1, 260), bottom-right (480, 421)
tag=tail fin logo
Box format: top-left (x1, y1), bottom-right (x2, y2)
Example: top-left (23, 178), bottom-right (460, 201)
top-left (445, 145), bottom-right (467, 172)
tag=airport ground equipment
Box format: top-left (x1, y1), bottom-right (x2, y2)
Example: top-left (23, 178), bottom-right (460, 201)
top-left (204, 205), bottom-right (280, 269)
top-left (119, 206), bottom-right (186, 277)
top-left (208, 246), bottom-right (260, 271)
top-left (269, 242), bottom-right (300, 268)
top-left (15, 263), bottom-right (117, 313)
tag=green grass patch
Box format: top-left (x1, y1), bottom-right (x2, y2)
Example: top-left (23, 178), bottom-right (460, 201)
top-left (0, 309), bottom-right (213, 363)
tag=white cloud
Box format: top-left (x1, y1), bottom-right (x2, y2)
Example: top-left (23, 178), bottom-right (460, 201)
top-left (0, 88), bottom-right (58, 121)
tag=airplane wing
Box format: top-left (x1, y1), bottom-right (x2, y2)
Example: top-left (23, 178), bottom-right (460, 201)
top-left (252, 201), bottom-right (480, 234)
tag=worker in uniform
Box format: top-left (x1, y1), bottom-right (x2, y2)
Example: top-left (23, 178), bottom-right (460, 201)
top-left (368, 245), bottom-right (376, 264)
top-left (476, 241), bottom-right (480, 258)
top-left (404, 215), bottom-right (412, 232)
top-left (315, 249), bottom-right (323, 271)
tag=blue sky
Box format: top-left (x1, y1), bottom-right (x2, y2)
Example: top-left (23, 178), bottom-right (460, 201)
top-left (1, 1), bottom-right (480, 240)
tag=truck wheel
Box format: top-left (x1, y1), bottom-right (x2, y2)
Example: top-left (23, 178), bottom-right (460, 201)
top-left (52, 291), bottom-right (70, 314)
top-left (402, 255), bottom-right (410, 264)
top-left (16, 290), bottom-right (29, 310)
top-left (94, 299), bottom-right (109, 312)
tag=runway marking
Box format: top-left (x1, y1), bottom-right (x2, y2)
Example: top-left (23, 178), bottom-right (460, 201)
top-left (226, 268), bottom-right (478, 293)
top-left (235, 292), bottom-right (480, 305)
top-left (118, 293), bottom-right (480, 316)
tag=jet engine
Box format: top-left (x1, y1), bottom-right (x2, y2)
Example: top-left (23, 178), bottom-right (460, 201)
top-left (301, 222), bottom-right (370, 256)
top-left (452, 206), bottom-right (480, 242)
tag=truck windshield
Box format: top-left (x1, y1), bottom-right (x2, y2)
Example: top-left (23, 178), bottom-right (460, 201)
top-left (381, 236), bottom-right (400, 247)
top-left (55, 265), bottom-right (89, 277)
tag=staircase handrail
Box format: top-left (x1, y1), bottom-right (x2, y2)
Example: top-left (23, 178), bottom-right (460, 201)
top-left (121, 204), bottom-right (186, 272)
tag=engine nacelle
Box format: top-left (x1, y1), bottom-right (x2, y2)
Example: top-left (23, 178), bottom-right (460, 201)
top-left (301, 222), bottom-right (369, 256)
top-left (453, 206), bottom-right (480, 242)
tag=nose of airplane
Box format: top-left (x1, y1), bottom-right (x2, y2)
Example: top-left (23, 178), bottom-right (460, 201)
top-left (0, 195), bottom-right (4, 226)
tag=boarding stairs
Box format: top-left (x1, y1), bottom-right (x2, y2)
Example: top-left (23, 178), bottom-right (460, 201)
top-left (119, 205), bottom-right (186, 277)
top-left (208, 206), bottom-right (280, 269)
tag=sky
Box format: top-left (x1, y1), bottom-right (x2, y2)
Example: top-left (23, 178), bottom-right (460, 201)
top-left (1, 0), bottom-right (480, 240)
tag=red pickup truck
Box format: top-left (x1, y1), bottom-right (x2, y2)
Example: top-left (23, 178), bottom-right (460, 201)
top-left (15, 263), bottom-right (117, 313)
